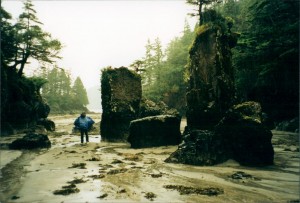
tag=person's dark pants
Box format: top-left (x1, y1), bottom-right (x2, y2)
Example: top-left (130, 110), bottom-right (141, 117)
top-left (80, 129), bottom-right (89, 143)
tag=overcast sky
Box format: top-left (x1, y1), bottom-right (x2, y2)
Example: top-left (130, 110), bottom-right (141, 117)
top-left (2, 1), bottom-right (197, 89)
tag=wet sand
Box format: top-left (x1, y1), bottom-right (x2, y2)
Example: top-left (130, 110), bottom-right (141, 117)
top-left (0, 114), bottom-right (299, 202)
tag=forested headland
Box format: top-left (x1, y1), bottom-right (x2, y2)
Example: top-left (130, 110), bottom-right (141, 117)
top-left (1, 1), bottom-right (89, 133)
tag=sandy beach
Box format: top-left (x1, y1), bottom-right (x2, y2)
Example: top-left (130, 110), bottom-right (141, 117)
top-left (0, 114), bottom-right (299, 203)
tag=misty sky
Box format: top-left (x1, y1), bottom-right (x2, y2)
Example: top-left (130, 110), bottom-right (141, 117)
top-left (2, 1), bottom-right (197, 89)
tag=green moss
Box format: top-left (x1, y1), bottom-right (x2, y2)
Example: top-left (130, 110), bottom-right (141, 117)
top-left (195, 24), bottom-right (210, 36)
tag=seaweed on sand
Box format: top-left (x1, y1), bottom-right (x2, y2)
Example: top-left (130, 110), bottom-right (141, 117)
top-left (69, 163), bottom-right (86, 169)
top-left (163, 185), bottom-right (224, 196)
top-left (53, 184), bottom-right (80, 195)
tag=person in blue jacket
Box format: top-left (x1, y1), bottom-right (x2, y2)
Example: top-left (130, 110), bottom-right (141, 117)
top-left (74, 112), bottom-right (95, 143)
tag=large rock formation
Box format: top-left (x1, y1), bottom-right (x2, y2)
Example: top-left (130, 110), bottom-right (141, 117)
top-left (165, 11), bottom-right (273, 166)
top-left (166, 102), bottom-right (274, 166)
top-left (100, 67), bottom-right (142, 141)
top-left (9, 133), bottom-right (51, 150)
top-left (186, 11), bottom-right (237, 130)
top-left (1, 67), bottom-right (53, 135)
top-left (128, 115), bottom-right (181, 148)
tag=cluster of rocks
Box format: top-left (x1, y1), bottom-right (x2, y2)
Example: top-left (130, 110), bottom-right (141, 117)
top-left (166, 102), bottom-right (274, 166)
top-left (165, 14), bottom-right (274, 166)
top-left (100, 13), bottom-right (275, 166)
top-left (100, 67), bottom-right (181, 147)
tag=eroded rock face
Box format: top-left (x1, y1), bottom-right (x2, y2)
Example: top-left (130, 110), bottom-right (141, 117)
top-left (128, 115), bottom-right (181, 148)
top-left (186, 20), bottom-right (237, 130)
top-left (9, 133), bottom-right (51, 149)
top-left (166, 102), bottom-right (274, 166)
top-left (100, 67), bottom-right (142, 141)
top-left (215, 101), bottom-right (274, 166)
top-left (37, 118), bottom-right (55, 131)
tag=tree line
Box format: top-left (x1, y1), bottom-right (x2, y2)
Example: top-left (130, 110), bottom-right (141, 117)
top-left (37, 67), bottom-right (89, 113)
top-left (131, 20), bottom-right (194, 114)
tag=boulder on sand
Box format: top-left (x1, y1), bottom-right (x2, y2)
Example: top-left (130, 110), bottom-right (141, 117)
top-left (9, 133), bottom-right (51, 150)
top-left (215, 101), bottom-right (274, 166)
top-left (166, 101), bottom-right (274, 166)
top-left (128, 115), bottom-right (181, 148)
top-left (165, 130), bottom-right (228, 166)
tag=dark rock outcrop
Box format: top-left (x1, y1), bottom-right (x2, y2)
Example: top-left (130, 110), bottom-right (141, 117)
top-left (128, 115), bottom-right (181, 148)
top-left (166, 102), bottom-right (274, 166)
top-left (100, 67), bottom-right (142, 141)
top-left (0, 122), bottom-right (16, 136)
top-left (9, 133), bottom-right (51, 149)
top-left (215, 101), bottom-right (274, 166)
top-left (165, 130), bottom-right (227, 165)
top-left (37, 118), bottom-right (55, 131)
top-left (186, 12), bottom-right (237, 130)
top-left (1, 66), bottom-right (52, 135)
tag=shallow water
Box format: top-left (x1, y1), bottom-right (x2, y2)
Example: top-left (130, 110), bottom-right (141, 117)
top-left (0, 150), bottom-right (41, 202)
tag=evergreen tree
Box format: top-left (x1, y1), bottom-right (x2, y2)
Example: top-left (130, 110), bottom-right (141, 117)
top-left (141, 39), bottom-right (155, 86)
top-left (1, 7), bottom-right (17, 66)
top-left (139, 38), bottom-right (164, 100)
top-left (39, 67), bottom-right (88, 113)
top-left (11, 0), bottom-right (62, 76)
top-left (187, 0), bottom-right (222, 25)
top-left (135, 22), bottom-right (194, 113)
top-left (71, 77), bottom-right (89, 109)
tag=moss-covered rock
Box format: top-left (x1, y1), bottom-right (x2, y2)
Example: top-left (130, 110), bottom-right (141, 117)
top-left (186, 10), bottom-right (237, 130)
top-left (166, 101), bottom-right (274, 166)
top-left (215, 101), bottom-right (274, 166)
top-left (128, 115), bottom-right (181, 148)
top-left (139, 98), bottom-right (179, 118)
top-left (100, 67), bottom-right (142, 141)
top-left (165, 130), bottom-right (227, 165)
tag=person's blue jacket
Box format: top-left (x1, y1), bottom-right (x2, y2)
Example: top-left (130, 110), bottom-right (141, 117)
top-left (74, 116), bottom-right (95, 130)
